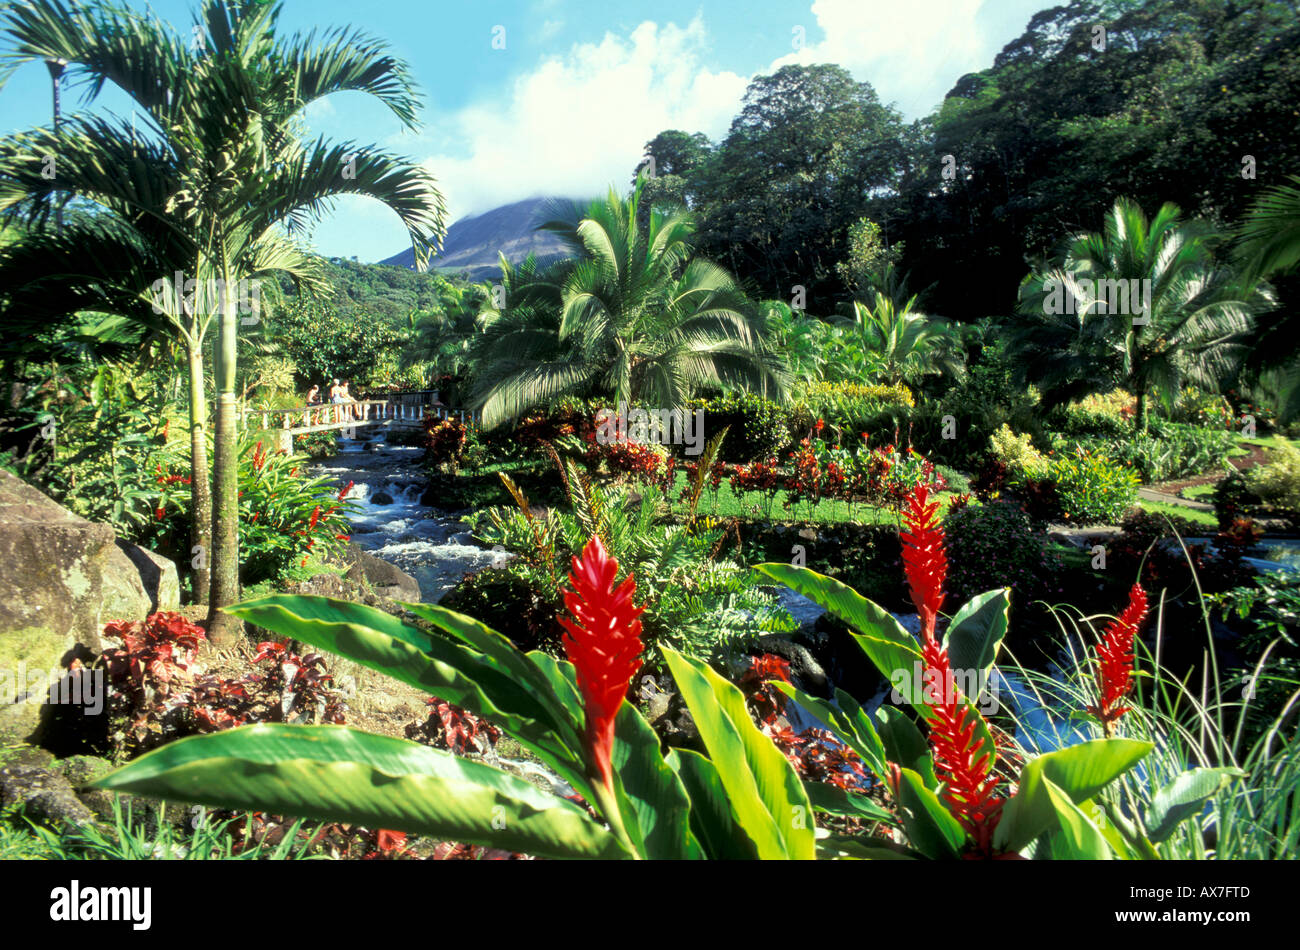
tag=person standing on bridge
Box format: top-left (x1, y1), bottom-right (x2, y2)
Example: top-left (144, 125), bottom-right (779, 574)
top-left (305, 384), bottom-right (321, 425)
top-left (329, 378), bottom-right (345, 424)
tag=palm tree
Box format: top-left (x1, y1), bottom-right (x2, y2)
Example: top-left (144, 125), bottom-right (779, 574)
top-left (1, 0), bottom-right (446, 641)
top-left (1236, 174), bottom-right (1300, 283)
top-left (0, 143), bottom-right (222, 601)
top-left (1011, 199), bottom-right (1267, 433)
top-left (401, 281), bottom-right (491, 385)
top-left (470, 181), bottom-right (788, 427)
top-left (760, 300), bottom-right (829, 388)
top-left (837, 292), bottom-right (964, 387)
top-left (1234, 175), bottom-right (1300, 419)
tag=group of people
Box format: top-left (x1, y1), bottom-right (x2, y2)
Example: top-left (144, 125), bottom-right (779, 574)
top-left (304, 378), bottom-right (359, 422)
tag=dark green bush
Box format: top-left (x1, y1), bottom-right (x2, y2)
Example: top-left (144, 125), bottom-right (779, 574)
top-left (688, 391), bottom-right (788, 463)
top-left (942, 501), bottom-right (1065, 606)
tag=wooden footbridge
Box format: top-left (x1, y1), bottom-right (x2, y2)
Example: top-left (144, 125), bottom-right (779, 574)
top-left (239, 396), bottom-right (481, 453)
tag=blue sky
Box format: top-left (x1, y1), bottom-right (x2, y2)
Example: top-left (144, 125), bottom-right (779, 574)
top-left (0, 0), bottom-right (1050, 262)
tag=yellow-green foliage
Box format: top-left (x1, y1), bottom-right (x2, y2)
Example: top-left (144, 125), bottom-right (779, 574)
top-left (1246, 442), bottom-right (1300, 510)
top-left (990, 424), bottom-right (1048, 476)
top-left (803, 380), bottom-right (915, 408)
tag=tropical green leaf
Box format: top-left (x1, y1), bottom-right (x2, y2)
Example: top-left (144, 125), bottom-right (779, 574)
top-left (1144, 767), bottom-right (1244, 845)
top-left (942, 588), bottom-right (1010, 695)
top-left (662, 647), bottom-right (815, 859)
top-left (804, 781), bottom-right (896, 825)
top-left (995, 738), bottom-right (1153, 853)
top-left (666, 748), bottom-right (759, 860)
top-left (894, 767), bottom-right (966, 859)
top-left (875, 705), bottom-right (937, 788)
top-left (226, 594), bottom-right (585, 776)
top-left (527, 651), bottom-right (700, 859)
top-left (750, 564), bottom-right (924, 708)
top-left (1043, 777), bottom-right (1114, 859)
top-left (91, 724), bottom-right (628, 860)
top-left (770, 682), bottom-right (889, 778)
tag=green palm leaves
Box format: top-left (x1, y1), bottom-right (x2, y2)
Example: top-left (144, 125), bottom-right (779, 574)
top-left (0, 0), bottom-right (447, 636)
top-left (1011, 198), bottom-right (1268, 431)
top-left (840, 293), bottom-right (965, 387)
top-left (469, 181), bottom-right (788, 428)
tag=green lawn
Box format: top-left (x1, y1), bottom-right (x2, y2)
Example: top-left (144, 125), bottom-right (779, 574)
top-left (1135, 497), bottom-right (1218, 528)
top-left (1239, 433), bottom-right (1300, 454)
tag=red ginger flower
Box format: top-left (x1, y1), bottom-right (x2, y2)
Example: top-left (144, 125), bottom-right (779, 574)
top-left (559, 535), bottom-right (645, 793)
top-left (900, 483), bottom-right (947, 642)
top-left (920, 637), bottom-right (1004, 854)
top-left (900, 483), bottom-right (1003, 856)
top-left (1087, 583), bottom-right (1149, 736)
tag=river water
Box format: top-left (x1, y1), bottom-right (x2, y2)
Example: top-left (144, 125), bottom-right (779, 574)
top-left (309, 432), bottom-right (497, 602)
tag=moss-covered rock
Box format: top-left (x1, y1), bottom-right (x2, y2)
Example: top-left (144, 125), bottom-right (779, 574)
top-left (0, 470), bottom-right (177, 743)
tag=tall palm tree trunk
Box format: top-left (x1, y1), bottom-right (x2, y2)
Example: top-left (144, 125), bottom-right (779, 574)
top-left (208, 286), bottom-right (241, 643)
top-left (185, 338), bottom-right (211, 605)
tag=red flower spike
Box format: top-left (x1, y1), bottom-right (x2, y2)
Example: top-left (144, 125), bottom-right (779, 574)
top-left (897, 483), bottom-right (1004, 857)
top-left (338, 481), bottom-right (354, 501)
top-left (900, 483), bottom-right (947, 642)
top-left (920, 637), bottom-right (1004, 854)
top-left (1087, 583), bottom-right (1149, 735)
top-left (308, 505), bottom-right (321, 530)
top-left (558, 535), bottom-right (645, 793)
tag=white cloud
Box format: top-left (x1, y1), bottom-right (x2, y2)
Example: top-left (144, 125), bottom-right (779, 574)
top-left (415, 16), bottom-right (748, 221)
top-left (771, 0), bottom-right (1044, 116)
top-left (397, 1), bottom-right (1046, 234)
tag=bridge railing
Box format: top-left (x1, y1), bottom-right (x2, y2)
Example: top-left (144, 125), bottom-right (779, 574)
top-left (238, 400), bottom-right (481, 432)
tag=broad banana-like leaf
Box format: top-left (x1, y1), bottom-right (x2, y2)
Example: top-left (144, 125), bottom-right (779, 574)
top-left (770, 681), bottom-right (889, 778)
top-left (529, 651), bottom-right (701, 859)
top-left (894, 766), bottom-right (966, 859)
top-left (1043, 777), bottom-right (1113, 859)
top-left (942, 588), bottom-right (1010, 697)
top-left (995, 738), bottom-right (1153, 853)
top-left (1144, 767), bottom-right (1243, 844)
top-left (227, 595), bottom-right (586, 775)
top-left (662, 648), bottom-right (816, 859)
top-left (804, 781), bottom-right (896, 825)
top-left (92, 724), bottom-right (629, 860)
top-left (876, 705), bottom-right (938, 789)
top-left (666, 748), bottom-right (760, 860)
top-left (750, 564), bottom-right (924, 710)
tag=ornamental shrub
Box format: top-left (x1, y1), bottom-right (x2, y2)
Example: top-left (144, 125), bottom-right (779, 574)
top-left (789, 380), bottom-right (913, 444)
top-left (1244, 442), bottom-right (1300, 511)
top-left (688, 391), bottom-right (788, 463)
top-left (989, 424), bottom-right (1048, 477)
top-left (1046, 448), bottom-right (1139, 524)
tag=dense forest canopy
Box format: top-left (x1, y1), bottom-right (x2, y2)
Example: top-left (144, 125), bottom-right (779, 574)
top-left (638, 0), bottom-right (1300, 320)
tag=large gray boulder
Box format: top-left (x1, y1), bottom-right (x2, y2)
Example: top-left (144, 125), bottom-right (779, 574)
top-left (0, 470), bottom-right (175, 741)
top-left (343, 544), bottom-right (422, 602)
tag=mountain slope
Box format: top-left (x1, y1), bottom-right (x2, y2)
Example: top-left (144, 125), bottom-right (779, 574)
top-left (380, 196), bottom-right (582, 280)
